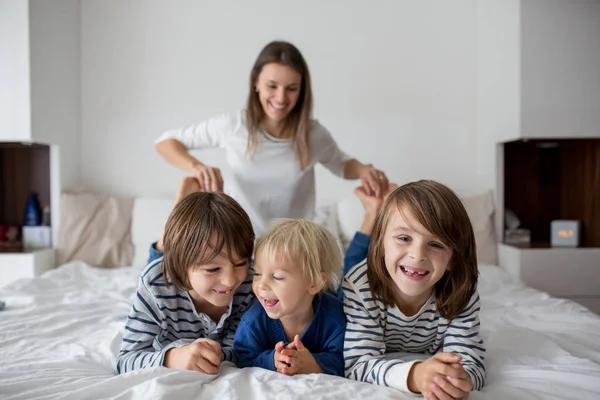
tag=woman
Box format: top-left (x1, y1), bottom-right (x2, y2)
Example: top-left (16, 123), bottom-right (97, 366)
top-left (156, 40), bottom-right (388, 235)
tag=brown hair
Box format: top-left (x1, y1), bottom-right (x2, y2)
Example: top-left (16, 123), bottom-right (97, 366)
top-left (245, 40), bottom-right (313, 169)
top-left (366, 180), bottom-right (478, 320)
top-left (255, 219), bottom-right (341, 292)
top-left (162, 192), bottom-right (255, 291)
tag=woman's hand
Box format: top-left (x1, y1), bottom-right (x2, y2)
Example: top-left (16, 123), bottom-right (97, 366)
top-left (191, 163), bottom-right (224, 192)
top-left (358, 164), bottom-right (389, 197)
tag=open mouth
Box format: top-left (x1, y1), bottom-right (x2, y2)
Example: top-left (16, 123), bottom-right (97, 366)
top-left (268, 101), bottom-right (286, 112)
top-left (261, 297), bottom-right (280, 308)
top-left (213, 289), bottom-right (232, 295)
top-left (400, 265), bottom-right (430, 280)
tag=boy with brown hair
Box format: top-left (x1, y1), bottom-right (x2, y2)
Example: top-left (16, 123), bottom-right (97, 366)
top-left (115, 183), bottom-right (255, 375)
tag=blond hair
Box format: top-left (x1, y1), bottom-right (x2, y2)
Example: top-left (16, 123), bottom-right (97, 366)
top-left (162, 192), bottom-right (255, 290)
top-left (245, 41), bottom-right (313, 169)
top-left (367, 180), bottom-right (478, 320)
top-left (255, 219), bottom-right (341, 292)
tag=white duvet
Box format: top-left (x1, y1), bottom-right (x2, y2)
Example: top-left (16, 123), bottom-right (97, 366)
top-left (1, 262), bottom-right (599, 400)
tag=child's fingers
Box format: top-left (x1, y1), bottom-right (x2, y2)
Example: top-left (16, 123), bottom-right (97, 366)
top-left (430, 383), bottom-right (453, 400)
top-left (433, 362), bottom-right (468, 380)
top-left (433, 352), bottom-right (462, 364)
top-left (198, 344), bottom-right (221, 367)
top-left (433, 375), bottom-right (468, 399)
top-left (280, 349), bottom-right (296, 357)
top-left (275, 341), bottom-right (285, 353)
top-left (195, 355), bottom-right (219, 375)
top-left (281, 364), bottom-right (298, 376)
top-left (446, 376), bottom-right (473, 392)
top-left (293, 335), bottom-right (305, 351)
top-left (275, 360), bottom-right (288, 372)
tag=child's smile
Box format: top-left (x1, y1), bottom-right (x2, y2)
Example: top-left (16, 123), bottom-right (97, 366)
top-left (398, 265), bottom-right (430, 280)
top-left (252, 248), bottom-right (319, 323)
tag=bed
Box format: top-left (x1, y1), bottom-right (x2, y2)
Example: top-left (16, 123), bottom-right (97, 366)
top-left (1, 193), bottom-right (600, 399)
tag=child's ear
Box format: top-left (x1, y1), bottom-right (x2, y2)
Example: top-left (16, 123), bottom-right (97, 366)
top-left (308, 272), bottom-right (328, 295)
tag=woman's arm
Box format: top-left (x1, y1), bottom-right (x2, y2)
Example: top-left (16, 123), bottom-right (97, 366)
top-left (155, 139), bottom-right (202, 174)
top-left (344, 159), bottom-right (389, 197)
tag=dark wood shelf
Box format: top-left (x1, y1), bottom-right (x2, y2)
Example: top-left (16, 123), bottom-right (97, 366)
top-left (503, 139), bottom-right (600, 248)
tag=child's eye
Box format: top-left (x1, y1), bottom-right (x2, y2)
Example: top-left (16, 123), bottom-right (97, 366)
top-left (235, 261), bottom-right (248, 268)
top-left (204, 268), bottom-right (220, 273)
top-left (396, 235), bottom-right (410, 242)
top-left (430, 242), bottom-right (445, 249)
top-left (272, 275), bottom-right (283, 281)
top-left (267, 85), bottom-right (277, 89)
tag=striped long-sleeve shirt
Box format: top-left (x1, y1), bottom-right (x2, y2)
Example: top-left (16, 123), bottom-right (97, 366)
top-left (342, 261), bottom-right (485, 392)
top-left (115, 258), bottom-right (256, 374)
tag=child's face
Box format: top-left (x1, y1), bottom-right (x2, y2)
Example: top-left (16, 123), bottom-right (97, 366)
top-left (187, 251), bottom-right (249, 308)
top-left (383, 207), bottom-right (452, 307)
top-left (252, 248), bottom-right (319, 322)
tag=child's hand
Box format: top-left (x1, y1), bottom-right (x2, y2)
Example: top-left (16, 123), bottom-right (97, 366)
top-left (273, 341), bottom-right (289, 373)
top-left (427, 362), bottom-right (473, 400)
top-left (407, 353), bottom-right (469, 397)
top-left (164, 338), bottom-right (222, 374)
top-left (278, 335), bottom-right (323, 375)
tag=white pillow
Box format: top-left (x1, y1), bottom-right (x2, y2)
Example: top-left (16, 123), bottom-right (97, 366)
top-left (336, 195), bottom-right (365, 251)
top-left (462, 191), bottom-right (498, 265)
top-left (335, 190), bottom-right (498, 264)
top-left (58, 192), bottom-right (134, 267)
top-left (131, 197), bottom-right (175, 267)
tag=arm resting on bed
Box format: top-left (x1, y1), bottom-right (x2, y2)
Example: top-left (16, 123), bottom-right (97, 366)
top-left (442, 291), bottom-right (486, 390)
top-left (115, 278), bottom-right (167, 374)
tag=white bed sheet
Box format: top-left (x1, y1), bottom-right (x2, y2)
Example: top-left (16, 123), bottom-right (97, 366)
top-left (1, 262), bottom-right (599, 400)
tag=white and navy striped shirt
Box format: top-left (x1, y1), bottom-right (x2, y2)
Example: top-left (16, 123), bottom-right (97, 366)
top-left (342, 261), bottom-right (485, 392)
top-left (115, 258), bottom-right (255, 374)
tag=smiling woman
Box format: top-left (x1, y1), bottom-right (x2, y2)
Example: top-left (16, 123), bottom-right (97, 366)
top-left (155, 40), bottom-right (389, 236)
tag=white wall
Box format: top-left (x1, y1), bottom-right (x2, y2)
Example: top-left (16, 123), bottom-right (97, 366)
top-left (521, 0), bottom-right (600, 139)
top-left (29, 0), bottom-right (81, 190)
top-left (81, 0), bottom-right (482, 203)
top-left (475, 0), bottom-right (521, 236)
top-left (0, 0), bottom-right (31, 141)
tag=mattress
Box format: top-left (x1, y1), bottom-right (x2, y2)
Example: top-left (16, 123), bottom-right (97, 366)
top-left (1, 262), bottom-right (599, 400)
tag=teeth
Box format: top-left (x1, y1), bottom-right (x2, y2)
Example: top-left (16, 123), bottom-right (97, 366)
top-left (269, 102), bottom-right (285, 110)
top-left (402, 266), bottom-right (428, 276)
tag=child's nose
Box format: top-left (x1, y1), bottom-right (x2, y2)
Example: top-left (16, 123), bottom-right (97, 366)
top-left (408, 244), bottom-right (426, 262)
top-left (222, 270), bottom-right (237, 287)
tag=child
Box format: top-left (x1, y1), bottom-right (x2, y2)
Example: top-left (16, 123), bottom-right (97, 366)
top-left (343, 180), bottom-right (485, 399)
top-left (115, 190), bottom-right (256, 374)
top-left (233, 219), bottom-right (346, 376)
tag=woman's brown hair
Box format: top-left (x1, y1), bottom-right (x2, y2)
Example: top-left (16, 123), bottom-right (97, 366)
top-left (245, 40), bottom-right (313, 169)
top-left (162, 192), bottom-right (255, 291)
top-left (366, 180), bottom-right (478, 320)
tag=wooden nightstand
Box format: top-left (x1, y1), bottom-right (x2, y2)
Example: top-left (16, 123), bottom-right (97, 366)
top-left (498, 243), bottom-right (600, 315)
top-left (0, 249), bottom-right (56, 288)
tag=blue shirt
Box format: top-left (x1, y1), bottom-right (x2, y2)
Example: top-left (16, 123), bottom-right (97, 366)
top-left (337, 231), bottom-right (371, 298)
top-left (147, 242), bottom-right (163, 265)
top-left (233, 292), bottom-right (346, 376)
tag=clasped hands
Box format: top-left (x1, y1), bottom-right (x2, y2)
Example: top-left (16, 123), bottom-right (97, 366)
top-left (273, 334), bottom-right (323, 376)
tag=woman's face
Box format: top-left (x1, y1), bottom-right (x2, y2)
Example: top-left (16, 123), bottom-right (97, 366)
top-left (255, 62), bottom-right (302, 124)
